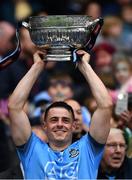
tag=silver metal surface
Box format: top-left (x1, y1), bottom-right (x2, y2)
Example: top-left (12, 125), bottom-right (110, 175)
top-left (22, 15), bottom-right (102, 61)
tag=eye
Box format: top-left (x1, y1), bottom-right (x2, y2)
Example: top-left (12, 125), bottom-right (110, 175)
top-left (120, 144), bottom-right (127, 149)
top-left (50, 117), bottom-right (58, 123)
top-left (62, 117), bottom-right (71, 124)
top-left (106, 143), bottom-right (127, 150)
top-left (76, 110), bottom-right (82, 115)
top-left (106, 143), bottom-right (117, 148)
top-left (110, 144), bottom-right (117, 148)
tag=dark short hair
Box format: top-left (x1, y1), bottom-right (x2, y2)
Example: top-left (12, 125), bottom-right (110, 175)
top-left (47, 71), bottom-right (74, 89)
top-left (44, 101), bottom-right (75, 121)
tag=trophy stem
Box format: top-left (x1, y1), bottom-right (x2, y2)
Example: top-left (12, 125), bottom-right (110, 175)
top-left (45, 45), bottom-right (71, 61)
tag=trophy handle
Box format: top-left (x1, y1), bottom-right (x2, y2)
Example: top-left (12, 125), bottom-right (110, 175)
top-left (0, 28), bottom-right (21, 70)
top-left (85, 18), bottom-right (104, 51)
top-left (71, 18), bottom-right (104, 63)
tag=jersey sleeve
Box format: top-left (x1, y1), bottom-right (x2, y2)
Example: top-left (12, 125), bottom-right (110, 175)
top-left (79, 133), bottom-right (105, 167)
top-left (16, 132), bottom-right (45, 170)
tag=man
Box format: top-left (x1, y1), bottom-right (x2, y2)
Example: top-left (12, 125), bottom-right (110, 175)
top-left (0, 21), bottom-right (16, 98)
top-left (0, 120), bottom-right (24, 179)
top-left (8, 50), bottom-right (112, 179)
top-left (65, 99), bottom-right (89, 142)
top-left (0, 21), bottom-right (15, 58)
top-left (47, 71), bottom-right (74, 102)
top-left (97, 128), bottom-right (132, 179)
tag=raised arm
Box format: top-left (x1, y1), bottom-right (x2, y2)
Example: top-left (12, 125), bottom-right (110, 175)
top-left (77, 50), bottom-right (112, 144)
top-left (8, 51), bottom-right (46, 146)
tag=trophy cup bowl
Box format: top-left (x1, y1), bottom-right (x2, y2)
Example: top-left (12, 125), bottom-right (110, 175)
top-left (22, 15), bottom-right (103, 61)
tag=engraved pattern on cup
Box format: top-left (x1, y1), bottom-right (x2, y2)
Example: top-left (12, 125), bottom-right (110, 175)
top-left (24, 15), bottom-right (101, 61)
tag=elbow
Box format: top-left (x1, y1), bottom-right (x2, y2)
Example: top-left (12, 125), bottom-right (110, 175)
top-left (104, 98), bottom-right (113, 111)
top-left (100, 96), bottom-right (113, 109)
top-left (8, 99), bottom-right (16, 111)
top-left (8, 96), bottom-right (20, 111)
top-left (106, 98), bottom-right (113, 109)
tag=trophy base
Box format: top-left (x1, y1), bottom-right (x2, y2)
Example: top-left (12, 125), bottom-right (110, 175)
top-left (41, 45), bottom-right (72, 61)
top-left (46, 54), bottom-right (71, 61)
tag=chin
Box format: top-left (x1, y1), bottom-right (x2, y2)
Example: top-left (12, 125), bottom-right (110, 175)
top-left (111, 163), bottom-right (122, 169)
top-left (54, 136), bottom-right (65, 141)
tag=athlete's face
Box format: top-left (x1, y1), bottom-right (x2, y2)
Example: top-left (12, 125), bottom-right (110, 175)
top-left (44, 107), bottom-right (75, 147)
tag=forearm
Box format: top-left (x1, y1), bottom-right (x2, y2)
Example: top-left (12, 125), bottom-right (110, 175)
top-left (80, 61), bottom-right (112, 108)
top-left (77, 50), bottom-right (112, 143)
top-left (8, 61), bottom-right (44, 110)
top-left (8, 51), bottom-right (45, 146)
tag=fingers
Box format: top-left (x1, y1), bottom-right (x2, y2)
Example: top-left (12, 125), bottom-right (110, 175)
top-left (121, 110), bottom-right (130, 118)
top-left (33, 50), bottom-right (47, 63)
top-left (120, 111), bottom-right (131, 128)
top-left (76, 50), bottom-right (87, 54)
top-left (76, 50), bottom-right (90, 56)
top-left (34, 50), bottom-right (46, 57)
top-left (76, 50), bottom-right (90, 63)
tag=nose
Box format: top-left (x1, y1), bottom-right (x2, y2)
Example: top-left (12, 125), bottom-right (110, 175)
top-left (56, 119), bottom-right (63, 127)
top-left (75, 118), bottom-right (80, 125)
top-left (115, 145), bottom-right (122, 152)
top-left (74, 111), bottom-right (79, 120)
top-left (56, 84), bottom-right (63, 90)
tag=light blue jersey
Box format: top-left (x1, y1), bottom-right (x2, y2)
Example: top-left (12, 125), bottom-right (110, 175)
top-left (17, 132), bottom-right (104, 179)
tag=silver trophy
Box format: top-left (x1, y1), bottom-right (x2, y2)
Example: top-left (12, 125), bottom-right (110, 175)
top-left (0, 15), bottom-right (103, 70)
top-left (22, 15), bottom-right (103, 61)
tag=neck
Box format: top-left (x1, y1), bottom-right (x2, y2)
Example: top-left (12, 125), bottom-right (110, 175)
top-left (49, 140), bottom-right (71, 152)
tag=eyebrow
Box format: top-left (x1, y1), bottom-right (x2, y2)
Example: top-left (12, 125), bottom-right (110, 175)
top-left (48, 116), bottom-right (72, 121)
top-left (49, 116), bottom-right (71, 119)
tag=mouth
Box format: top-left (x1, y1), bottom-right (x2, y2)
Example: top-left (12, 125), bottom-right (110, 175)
top-left (54, 130), bottom-right (66, 133)
top-left (112, 156), bottom-right (122, 163)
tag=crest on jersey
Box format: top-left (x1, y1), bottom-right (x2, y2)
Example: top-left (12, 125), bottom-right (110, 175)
top-left (69, 148), bottom-right (79, 158)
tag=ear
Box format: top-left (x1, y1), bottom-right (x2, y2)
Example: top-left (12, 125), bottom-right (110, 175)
top-left (41, 120), bottom-right (47, 130)
top-left (41, 112), bottom-right (46, 128)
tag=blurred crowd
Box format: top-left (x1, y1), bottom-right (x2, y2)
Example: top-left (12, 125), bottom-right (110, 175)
top-left (0, 0), bottom-right (132, 179)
